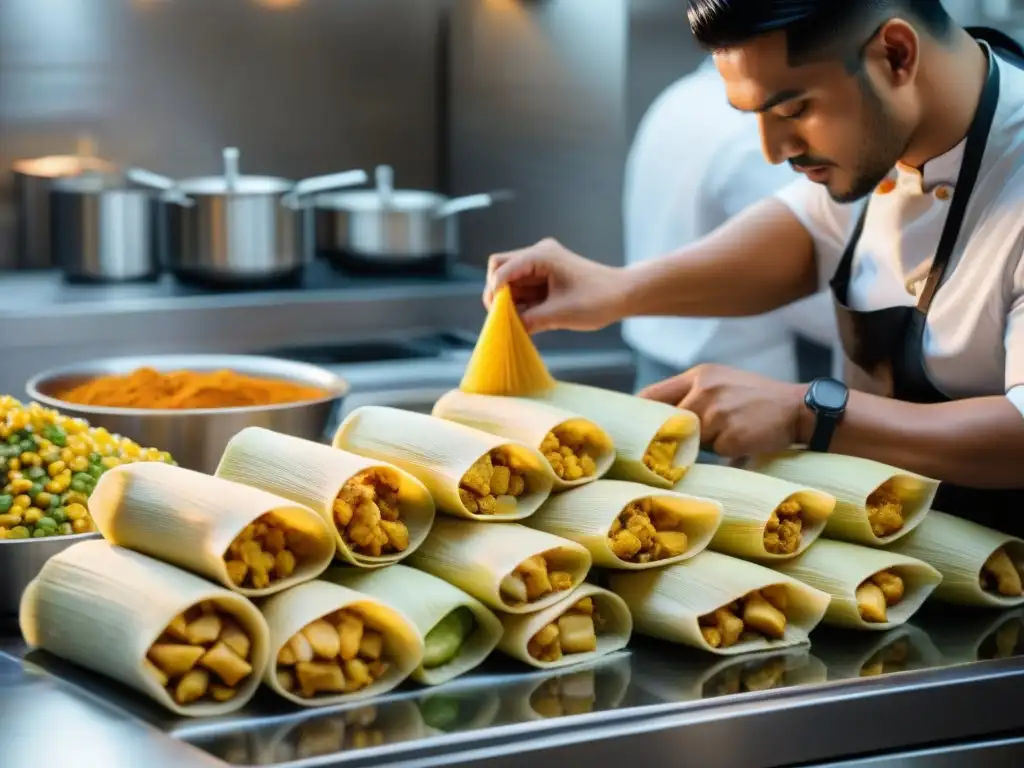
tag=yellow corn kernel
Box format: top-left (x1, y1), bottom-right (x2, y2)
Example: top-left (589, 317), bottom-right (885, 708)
top-left (8, 478), bottom-right (32, 494)
top-left (59, 448), bottom-right (74, 463)
top-left (34, 492), bottom-right (53, 509)
top-left (23, 507), bottom-right (43, 525)
top-left (19, 452), bottom-right (42, 467)
top-left (6, 458), bottom-right (19, 472)
top-left (72, 518), bottom-right (93, 534)
top-left (101, 456), bottom-right (121, 469)
top-left (13, 494), bottom-right (31, 509)
top-left (64, 491), bottom-right (89, 506)
top-left (69, 456), bottom-right (89, 473)
top-left (47, 461), bottom-right (67, 478)
top-left (65, 503), bottom-right (89, 521)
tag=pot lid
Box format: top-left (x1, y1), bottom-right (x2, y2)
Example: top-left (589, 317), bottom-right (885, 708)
top-left (12, 154), bottom-right (114, 179)
top-left (176, 174), bottom-right (294, 196)
top-left (52, 172), bottom-right (150, 194)
top-left (317, 188), bottom-right (445, 212)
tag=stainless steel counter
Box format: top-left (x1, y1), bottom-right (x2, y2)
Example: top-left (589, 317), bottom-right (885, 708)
top-left (2, 604), bottom-right (1022, 768)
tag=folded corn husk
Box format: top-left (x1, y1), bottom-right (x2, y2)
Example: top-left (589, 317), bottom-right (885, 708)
top-left (407, 518), bottom-right (592, 614)
top-left (633, 646), bottom-right (826, 702)
top-left (497, 584), bottom-right (632, 669)
top-left (607, 551), bottom-right (831, 656)
top-left (527, 480), bottom-right (722, 569)
top-left (747, 451), bottom-right (938, 545)
top-left (770, 539), bottom-right (942, 630)
top-left (259, 580), bottom-right (423, 707)
top-left (884, 510), bottom-right (1024, 608)
top-left (333, 405), bottom-right (555, 521)
top-left (88, 462), bottom-right (335, 597)
top-left (432, 390), bottom-right (616, 490)
top-left (215, 427), bottom-right (435, 569)
top-left (499, 652), bottom-right (632, 722)
top-left (526, 382), bottom-right (700, 489)
top-left (673, 464), bottom-right (834, 560)
top-left (810, 625), bottom-right (941, 680)
top-left (324, 564), bottom-right (504, 685)
top-left (19, 540), bottom-right (271, 717)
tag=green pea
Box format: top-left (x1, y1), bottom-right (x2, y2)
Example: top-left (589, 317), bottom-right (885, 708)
top-left (29, 483), bottom-right (45, 499)
top-left (7, 435), bottom-right (21, 446)
top-left (48, 495), bottom-right (61, 509)
top-left (25, 466), bottom-right (46, 481)
top-left (70, 479), bottom-right (90, 493)
top-left (50, 507), bottom-right (68, 524)
top-left (8, 526), bottom-right (30, 539)
top-left (58, 522), bottom-right (73, 536)
top-left (72, 472), bottom-right (94, 485)
top-left (88, 465), bottom-right (104, 479)
top-left (0, 494), bottom-right (12, 513)
top-left (88, 452), bottom-right (102, 464)
top-left (32, 528), bottom-right (47, 538)
top-left (20, 439), bottom-right (35, 453)
top-left (37, 516), bottom-right (57, 531)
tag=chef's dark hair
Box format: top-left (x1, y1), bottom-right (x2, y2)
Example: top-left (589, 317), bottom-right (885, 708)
top-left (687, 0), bottom-right (954, 68)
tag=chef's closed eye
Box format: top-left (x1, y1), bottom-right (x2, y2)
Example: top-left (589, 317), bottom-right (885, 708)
top-left (776, 100), bottom-right (810, 120)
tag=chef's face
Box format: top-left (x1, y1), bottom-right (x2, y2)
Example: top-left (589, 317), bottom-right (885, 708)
top-left (715, 29), bottom-right (917, 202)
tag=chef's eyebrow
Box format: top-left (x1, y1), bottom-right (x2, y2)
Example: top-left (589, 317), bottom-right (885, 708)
top-left (729, 88), bottom-right (807, 113)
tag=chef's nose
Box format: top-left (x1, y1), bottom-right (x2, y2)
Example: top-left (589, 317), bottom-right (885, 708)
top-left (758, 116), bottom-right (804, 166)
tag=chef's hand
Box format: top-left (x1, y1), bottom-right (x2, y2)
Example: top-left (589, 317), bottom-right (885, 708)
top-left (484, 238), bottom-right (627, 334)
top-left (639, 364), bottom-right (808, 458)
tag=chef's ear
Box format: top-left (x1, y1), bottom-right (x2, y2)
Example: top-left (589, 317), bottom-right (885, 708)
top-left (874, 19), bottom-right (921, 86)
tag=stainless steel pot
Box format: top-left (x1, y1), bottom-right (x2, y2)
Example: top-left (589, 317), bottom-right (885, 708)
top-left (50, 173), bottom-right (165, 283)
top-left (0, 533), bottom-right (102, 615)
top-left (132, 148), bottom-right (368, 285)
top-left (11, 151), bottom-right (115, 271)
top-left (26, 354), bottom-right (350, 474)
top-left (315, 164), bottom-right (510, 264)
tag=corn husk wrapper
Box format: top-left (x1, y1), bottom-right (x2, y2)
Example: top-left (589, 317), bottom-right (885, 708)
top-left (262, 700), bottom-right (426, 762)
top-left (497, 584), bottom-right (632, 670)
top-left (884, 510), bottom-right (1024, 608)
top-left (917, 608), bottom-right (1024, 664)
top-left (607, 551), bottom-right (831, 656)
top-left (19, 540), bottom-right (271, 718)
top-left (324, 564), bottom-right (503, 685)
top-left (407, 518), bottom-right (592, 614)
top-left (747, 451), bottom-right (938, 545)
top-left (527, 382), bottom-right (700, 489)
top-left (432, 389), bottom-right (616, 490)
top-left (633, 646), bottom-right (825, 702)
top-left (88, 462), bottom-right (335, 597)
top-left (259, 580), bottom-right (423, 708)
top-left (811, 625), bottom-right (941, 680)
top-left (215, 427), bottom-right (435, 569)
top-left (499, 652), bottom-right (632, 722)
top-left (771, 539), bottom-right (942, 630)
top-left (527, 480), bottom-right (722, 569)
top-left (673, 464), bottom-right (835, 560)
top-left (333, 405), bottom-right (555, 521)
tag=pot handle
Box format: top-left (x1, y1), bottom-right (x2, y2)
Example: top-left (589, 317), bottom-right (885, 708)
top-left (434, 189), bottom-right (514, 219)
top-left (126, 167), bottom-right (194, 207)
top-left (287, 169), bottom-right (369, 203)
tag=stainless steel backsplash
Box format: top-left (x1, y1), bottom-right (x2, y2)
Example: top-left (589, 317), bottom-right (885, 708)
top-left (0, 0), bottom-right (448, 269)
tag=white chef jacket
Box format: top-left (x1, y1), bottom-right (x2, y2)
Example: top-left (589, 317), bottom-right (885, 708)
top-left (622, 59), bottom-right (839, 382)
top-left (776, 46), bottom-right (1024, 416)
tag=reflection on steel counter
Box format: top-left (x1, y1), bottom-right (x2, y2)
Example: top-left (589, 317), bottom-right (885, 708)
top-left (3, 609), bottom-right (1024, 767)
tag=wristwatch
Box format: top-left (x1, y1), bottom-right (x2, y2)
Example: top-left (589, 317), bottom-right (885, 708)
top-left (804, 377), bottom-right (849, 453)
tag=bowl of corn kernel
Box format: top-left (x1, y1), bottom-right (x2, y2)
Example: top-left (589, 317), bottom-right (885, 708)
top-left (0, 394), bottom-right (177, 614)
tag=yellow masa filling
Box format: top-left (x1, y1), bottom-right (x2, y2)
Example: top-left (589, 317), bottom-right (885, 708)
top-left (276, 608), bottom-right (391, 699)
top-left (764, 497), bottom-right (805, 555)
top-left (856, 569), bottom-right (904, 623)
top-left (540, 422), bottom-right (606, 482)
top-left (866, 481), bottom-right (905, 537)
top-left (332, 468), bottom-right (410, 558)
top-left (144, 601), bottom-right (255, 707)
top-left (699, 586), bottom-right (789, 649)
top-left (224, 513), bottom-right (318, 590)
top-left (499, 551), bottom-right (575, 608)
top-left (608, 497), bottom-right (689, 564)
top-left (642, 424), bottom-right (687, 483)
top-left (459, 449), bottom-right (529, 516)
top-left (980, 547), bottom-right (1024, 597)
top-left (528, 597), bottom-right (602, 662)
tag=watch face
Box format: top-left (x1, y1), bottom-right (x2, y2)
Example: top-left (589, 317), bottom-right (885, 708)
top-left (810, 378), bottom-right (849, 412)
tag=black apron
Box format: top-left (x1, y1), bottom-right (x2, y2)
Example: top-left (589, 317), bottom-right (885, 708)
top-left (829, 30), bottom-right (1024, 538)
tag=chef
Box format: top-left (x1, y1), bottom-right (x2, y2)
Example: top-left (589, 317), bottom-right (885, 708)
top-left (484, 0), bottom-right (1024, 534)
top-left (624, 57), bottom-right (839, 391)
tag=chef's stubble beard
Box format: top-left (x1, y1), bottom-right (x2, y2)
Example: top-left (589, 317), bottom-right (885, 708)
top-left (830, 72), bottom-right (914, 204)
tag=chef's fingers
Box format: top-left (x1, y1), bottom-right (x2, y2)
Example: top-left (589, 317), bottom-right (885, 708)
top-left (484, 248), bottom-right (550, 309)
top-left (638, 371), bottom-right (693, 404)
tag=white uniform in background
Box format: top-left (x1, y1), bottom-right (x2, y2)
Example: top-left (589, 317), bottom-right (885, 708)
top-left (622, 59), bottom-right (840, 389)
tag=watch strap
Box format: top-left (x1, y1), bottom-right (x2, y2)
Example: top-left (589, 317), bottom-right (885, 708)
top-left (808, 412), bottom-right (839, 453)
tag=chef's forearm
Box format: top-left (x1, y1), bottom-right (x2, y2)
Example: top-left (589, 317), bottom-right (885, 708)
top-left (796, 393), bottom-right (1024, 488)
top-left (622, 199), bottom-right (819, 319)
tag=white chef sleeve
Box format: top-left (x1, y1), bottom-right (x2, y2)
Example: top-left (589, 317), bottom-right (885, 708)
top-left (706, 133), bottom-right (795, 221)
top-left (1005, 249), bottom-right (1024, 419)
top-left (774, 177), bottom-right (860, 291)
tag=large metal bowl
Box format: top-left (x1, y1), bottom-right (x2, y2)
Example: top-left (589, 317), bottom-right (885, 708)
top-left (0, 533), bottom-right (102, 615)
top-left (26, 354), bottom-right (349, 474)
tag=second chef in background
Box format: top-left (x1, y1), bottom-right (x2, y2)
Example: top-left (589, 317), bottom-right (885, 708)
top-left (623, 57), bottom-right (837, 391)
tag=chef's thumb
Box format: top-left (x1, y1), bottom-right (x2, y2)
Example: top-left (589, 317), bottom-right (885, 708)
top-left (518, 298), bottom-right (570, 335)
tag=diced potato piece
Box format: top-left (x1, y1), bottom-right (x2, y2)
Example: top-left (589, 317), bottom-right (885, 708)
top-left (210, 684), bottom-right (237, 703)
top-left (225, 560), bottom-right (248, 586)
top-left (379, 519), bottom-right (409, 552)
top-left (699, 607), bottom-right (745, 648)
top-left (224, 512), bottom-right (314, 589)
top-left (303, 619), bottom-right (341, 660)
top-left (461, 453), bottom-right (493, 496)
top-left (218, 620), bottom-right (250, 660)
top-left (558, 614), bottom-right (597, 654)
top-left (534, 623), bottom-right (559, 648)
top-left (165, 614), bottom-right (189, 642)
top-left (642, 429), bottom-right (686, 483)
top-left (277, 669), bottom-right (296, 691)
top-left (573, 597), bottom-right (594, 615)
top-left (856, 582), bottom-right (889, 623)
top-left (763, 498), bottom-right (805, 555)
top-left (337, 611), bottom-right (365, 661)
top-left (550, 570), bottom-right (574, 592)
top-left (278, 644), bottom-right (297, 666)
top-left (518, 555), bottom-right (552, 600)
top-left (148, 644), bottom-right (205, 679)
top-left (185, 613), bottom-right (222, 646)
top-left (653, 530), bottom-right (689, 558)
top-left (500, 572), bottom-right (528, 604)
top-left (761, 584), bottom-right (789, 612)
top-left (742, 591), bottom-right (787, 639)
top-left (871, 570), bottom-right (905, 605)
top-left (359, 630), bottom-right (384, 661)
top-left (174, 668), bottom-right (210, 706)
top-left (983, 548), bottom-right (1023, 597)
top-left (491, 465), bottom-right (511, 496)
top-left (200, 642), bottom-right (254, 687)
top-left (609, 499), bottom-right (691, 563)
top-left (143, 658), bottom-right (169, 687)
top-left (296, 661), bottom-right (347, 698)
top-left (289, 631), bottom-right (315, 664)
top-left (866, 482), bottom-right (905, 538)
top-left (701, 626), bottom-right (723, 648)
top-left (344, 658), bottom-right (373, 691)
